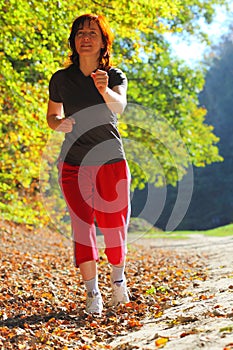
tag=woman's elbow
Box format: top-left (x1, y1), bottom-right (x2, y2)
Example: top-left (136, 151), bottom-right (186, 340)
top-left (111, 100), bottom-right (127, 114)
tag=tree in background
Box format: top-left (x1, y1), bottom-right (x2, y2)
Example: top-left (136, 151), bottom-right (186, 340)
top-left (138, 27), bottom-right (233, 230)
top-left (192, 30), bottom-right (233, 229)
top-left (0, 0), bottom-right (229, 225)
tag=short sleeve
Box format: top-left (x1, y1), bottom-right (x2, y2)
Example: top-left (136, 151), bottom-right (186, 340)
top-left (108, 68), bottom-right (128, 90)
top-left (48, 71), bottom-right (63, 102)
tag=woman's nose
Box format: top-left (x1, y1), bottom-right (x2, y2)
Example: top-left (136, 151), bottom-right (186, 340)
top-left (82, 32), bottom-right (92, 39)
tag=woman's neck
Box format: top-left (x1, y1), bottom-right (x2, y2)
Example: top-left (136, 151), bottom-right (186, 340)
top-left (79, 57), bottom-right (99, 76)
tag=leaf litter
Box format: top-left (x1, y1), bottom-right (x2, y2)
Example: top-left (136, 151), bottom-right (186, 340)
top-left (0, 220), bottom-right (233, 349)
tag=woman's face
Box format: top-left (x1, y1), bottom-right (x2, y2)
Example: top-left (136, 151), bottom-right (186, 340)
top-left (75, 20), bottom-right (104, 59)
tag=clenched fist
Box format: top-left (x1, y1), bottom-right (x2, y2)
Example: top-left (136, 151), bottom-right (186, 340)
top-left (56, 117), bottom-right (76, 133)
top-left (91, 69), bottom-right (109, 95)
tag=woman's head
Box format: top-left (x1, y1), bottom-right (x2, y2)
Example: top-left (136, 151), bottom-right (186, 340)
top-left (68, 14), bottom-right (114, 69)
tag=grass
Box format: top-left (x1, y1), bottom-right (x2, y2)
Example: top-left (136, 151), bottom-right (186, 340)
top-left (165, 223), bottom-right (233, 238)
top-left (189, 223), bottom-right (233, 237)
top-left (128, 218), bottom-right (233, 239)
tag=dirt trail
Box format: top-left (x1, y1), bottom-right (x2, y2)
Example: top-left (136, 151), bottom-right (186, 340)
top-left (110, 234), bottom-right (233, 350)
top-left (1, 220), bottom-right (233, 349)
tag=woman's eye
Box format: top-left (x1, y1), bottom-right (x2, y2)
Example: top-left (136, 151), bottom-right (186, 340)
top-left (76, 31), bottom-right (97, 38)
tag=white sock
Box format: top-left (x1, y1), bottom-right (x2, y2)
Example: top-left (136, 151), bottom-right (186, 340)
top-left (84, 276), bottom-right (99, 296)
top-left (111, 265), bottom-right (125, 284)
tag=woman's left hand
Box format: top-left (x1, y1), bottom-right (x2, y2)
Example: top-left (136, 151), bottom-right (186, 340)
top-left (91, 69), bottom-right (108, 95)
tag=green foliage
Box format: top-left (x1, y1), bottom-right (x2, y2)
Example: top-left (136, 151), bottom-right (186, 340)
top-left (118, 33), bottom-right (223, 189)
top-left (145, 29), bottom-right (233, 230)
top-left (0, 0), bottom-right (229, 225)
top-left (187, 31), bottom-right (233, 228)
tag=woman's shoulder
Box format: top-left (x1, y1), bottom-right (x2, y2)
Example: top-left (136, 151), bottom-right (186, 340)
top-left (50, 64), bottom-right (75, 80)
top-left (108, 67), bottom-right (127, 88)
top-left (108, 66), bottom-right (126, 76)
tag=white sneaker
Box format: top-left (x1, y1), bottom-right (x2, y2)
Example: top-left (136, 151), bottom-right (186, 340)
top-left (110, 279), bottom-right (130, 306)
top-left (86, 291), bottom-right (103, 316)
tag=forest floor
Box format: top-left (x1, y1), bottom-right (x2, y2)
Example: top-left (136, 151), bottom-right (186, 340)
top-left (0, 219), bottom-right (233, 349)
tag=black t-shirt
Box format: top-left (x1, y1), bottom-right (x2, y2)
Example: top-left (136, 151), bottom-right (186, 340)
top-left (49, 64), bottom-right (127, 165)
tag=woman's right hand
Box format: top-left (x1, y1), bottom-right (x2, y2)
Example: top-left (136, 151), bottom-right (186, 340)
top-left (46, 100), bottom-right (75, 133)
top-left (56, 117), bottom-right (76, 133)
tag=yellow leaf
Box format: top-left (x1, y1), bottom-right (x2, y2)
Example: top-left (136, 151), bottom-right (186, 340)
top-left (18, 345), bottom-right (26, 349)
top-left (41, 292), bottom-right (53, 300)
top-left (155, 337), bottom-right (169, 347)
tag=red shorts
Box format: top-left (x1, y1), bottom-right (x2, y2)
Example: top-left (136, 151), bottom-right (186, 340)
top-left (58, 160), bottom-right (131, 266)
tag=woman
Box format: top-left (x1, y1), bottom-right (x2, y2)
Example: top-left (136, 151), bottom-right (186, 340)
top-left (46, 14), bottom-right (131, 316)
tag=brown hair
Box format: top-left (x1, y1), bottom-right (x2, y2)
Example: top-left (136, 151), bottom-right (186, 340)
top-left (68, 14), bottom-right (114, 70)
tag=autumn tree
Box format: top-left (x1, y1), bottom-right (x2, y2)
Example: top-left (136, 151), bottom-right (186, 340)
top-left (135, 26), bottom-right (233, 230)
top-left (186, 29), bottom-right (233, 229)
top-left (0, 0), bottom-right (230, 225)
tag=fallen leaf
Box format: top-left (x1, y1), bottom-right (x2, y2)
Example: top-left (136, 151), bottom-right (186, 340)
top-left (155, 337), bottom-right (169, 347)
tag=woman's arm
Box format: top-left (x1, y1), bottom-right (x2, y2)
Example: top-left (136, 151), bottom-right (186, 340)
top-left (46, 100), bottom-right (75, 133)
top-left (102, 85), bottom-right (127, 114)
top-left (91, 70), bottom-right (127, 114)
